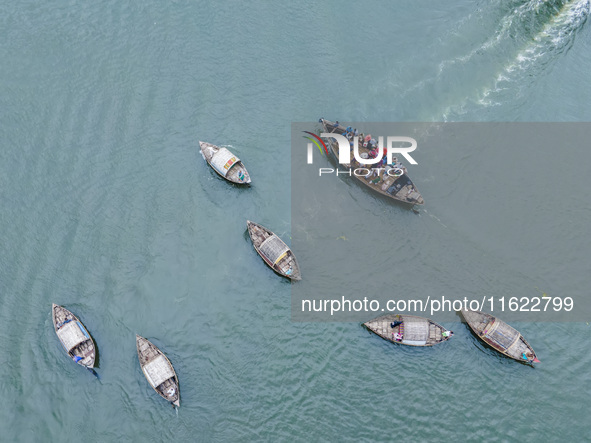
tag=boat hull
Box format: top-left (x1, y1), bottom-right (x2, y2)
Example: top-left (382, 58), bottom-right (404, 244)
top-left (246, 220), bottom-right (301, 280)
top-left (319, 119), bottom-right (424, 206)
top-left (136, 335), bottom-right (181, 407)
top-left (461, 309), bottom-right (539, 364)
top-left (199, 141), bottom-right (251, 185)
top-left (364, 313), bottom-right (452, 347)
top-left (52, 304), bottom-right (96, 369)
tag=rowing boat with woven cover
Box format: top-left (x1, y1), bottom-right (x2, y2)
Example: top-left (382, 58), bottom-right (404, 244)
top-left (318, 119), bottom-right (424, 206)
top-left (52, 304), bottom-right (96, 369)
top-left (136, 335), bottom-right (180, 407)
top-left (199, 141), bottom-right (251, 185)
top-left (461, 309), bottom-right (540, 364)
top-left (364, 313), bottom-right (453, 347)
top-left (247, 220), bottom-right (301, 280)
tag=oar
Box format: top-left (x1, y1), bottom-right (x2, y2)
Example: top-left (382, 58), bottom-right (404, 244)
top-left (87, 367), bottom-right (100, 379)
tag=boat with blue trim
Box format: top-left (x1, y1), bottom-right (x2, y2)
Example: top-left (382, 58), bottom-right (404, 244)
top-left (52, 304), bottom-right (96, 369)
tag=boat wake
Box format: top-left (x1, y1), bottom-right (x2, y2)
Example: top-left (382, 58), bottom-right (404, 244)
top-left (440, 0), bottom-right (590, 120)
top-left (393, 0), bottom-right (590, 120)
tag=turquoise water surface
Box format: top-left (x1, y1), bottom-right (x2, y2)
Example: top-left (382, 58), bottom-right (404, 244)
top-left (1, 1), bottom-right (590, 441)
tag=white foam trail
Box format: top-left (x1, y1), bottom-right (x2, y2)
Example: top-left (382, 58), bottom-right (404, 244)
top-left (441, 0), bottom-right (590, 120)
top-left (401, 1), bottom-right (552, 101)
top-left (438, 1), bottom-right (562, 73)
top-left (422, 209), bottom-right (448, 229)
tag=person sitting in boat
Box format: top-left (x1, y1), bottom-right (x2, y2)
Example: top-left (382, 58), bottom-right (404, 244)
top-left (442, 330), bottom-right (453, 338)
top-left (167, 386), bottom-right (176, 397)
top-left (354, 128), bottom-right (359, 137)
top-left (369, 174), bottom-right (381, 185)
top-left (393, 332), bottom-right (403, 342)
top-left (384, 163), bottom-right (400, 177)
top-left (366, 168), bottom-right (380, 182)
top-left (364, 166), bottom-right (383, 185)
top-left (390, 320), bottom-right (402, 329)
top-left (360, 167), bottom-right (372, 180)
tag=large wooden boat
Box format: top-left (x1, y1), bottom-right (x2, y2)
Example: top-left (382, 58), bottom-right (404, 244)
top-left (246, 220), bottom-right (301, 280)
top-left (199, 141), bottom-right (251, 185)
top-left (318, 119), bottom-right (424, 205)
top-left (52, 304), bottom-right (96, 368)
top-left (136, 335), bottom-right (180, 407)
top-left (364, 313), bottom-right (453, 347)
top-left (461, 309), bottom-right (540, 364)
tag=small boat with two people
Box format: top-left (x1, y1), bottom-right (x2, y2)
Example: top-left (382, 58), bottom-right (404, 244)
top-left (136, 335), bottom-right (181, 407)
top-left (318, 119), bottom-right (424, 206)
top-left (364, 313), bottom-right (453, 347)
top-left (52, 304), bottom-right (97, 374)
top-left (461, 309), bottom-right (540, 365)
top-left (199, 141), bottom-right (251, 185)
top-left (247, 220), bottom-right (301, 280)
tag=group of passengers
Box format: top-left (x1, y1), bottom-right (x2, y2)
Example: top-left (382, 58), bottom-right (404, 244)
top-left (391, 320), bottom-right (403, 342)
top-left (334, 122), bottom-right (416, 198)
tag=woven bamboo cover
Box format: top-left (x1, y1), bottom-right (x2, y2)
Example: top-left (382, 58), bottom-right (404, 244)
top-left (258, 236), bottom-right (289, 265)
top-left (210, 148), bottom-right (239, 177)
top-left (143, 355), bottom-right (174, 388)
top-left (486, 320), bottom-right (519, 350)
top-left (402, 317), bottom-right (429, 342)
top-left (57, 321), bottom-right (88, 351)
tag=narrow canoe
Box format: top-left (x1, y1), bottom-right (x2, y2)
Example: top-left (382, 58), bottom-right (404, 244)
top-left (199, 141), bottom-right (251, 185)
top-left (364, 313), bottom-right (453, 347)
top-left (136, 335), bottom-right (180, 407)
top-left (461, 309), bottom-right (539, 364)
top-left (319, 119), bottom-right (424, 205)
top-left (52, 304), bottom-right (96, 368)
top-left (246, 220), bottom-right (301, 280)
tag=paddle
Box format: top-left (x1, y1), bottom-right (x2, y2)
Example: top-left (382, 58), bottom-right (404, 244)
top-left (87, 367), bottom-right (100, 379)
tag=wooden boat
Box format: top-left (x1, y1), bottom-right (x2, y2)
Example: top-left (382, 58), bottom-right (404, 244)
top-left (199, 141), bottom-right (251, 185)
top-left (246, 220), bottom-right (301, 280)
top-left (364, 313), bottom-right (453, 347)
top-left (52, 304), bottom-right (96, 368)
top-left (461, 309), bottom-right (540, 364)
top-left (136, 335), bottom-right (180, 407)
top-left (319, 119), bottom-right (424, 205)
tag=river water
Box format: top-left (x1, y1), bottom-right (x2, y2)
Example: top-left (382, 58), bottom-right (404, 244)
top-left (1, 1), bottom-right (590, 441)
